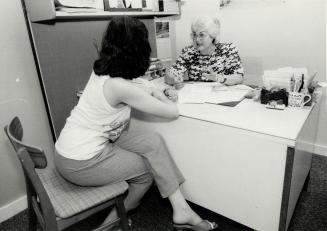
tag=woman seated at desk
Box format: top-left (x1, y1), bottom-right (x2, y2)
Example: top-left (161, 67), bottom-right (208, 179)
top-left (55, 16), bottom-right (217, 231)
top-left (167, 16), bottom-right (244, 87)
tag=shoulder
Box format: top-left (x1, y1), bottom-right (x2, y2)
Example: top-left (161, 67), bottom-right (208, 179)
top-left (104, 77), bottom-right (132, 93)
top-left (104, 77), bottom-right (149, 98)
top-left (177, 45), bottom-right (198, 62)
top-left (217, 42), bottom-right (239, 53)
top-left (103, 77), bottom-right (141, 107)
top-left (218, 42), bottom-right (237, 48)
top-left (181, 45), bottom-right (197, 55)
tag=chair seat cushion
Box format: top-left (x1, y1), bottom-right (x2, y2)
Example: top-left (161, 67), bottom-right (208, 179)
top-left (38, 169), bottom-right (129, 219)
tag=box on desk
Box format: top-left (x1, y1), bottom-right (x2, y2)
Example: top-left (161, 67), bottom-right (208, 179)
top-left (260, 85), bottom-right (316, 109)
top-left (103, 0), bottom-right (142, 11)
top-left (261, 67), bottom-right (319, 108)
top-left (260, 88), bottom-right (288, 106)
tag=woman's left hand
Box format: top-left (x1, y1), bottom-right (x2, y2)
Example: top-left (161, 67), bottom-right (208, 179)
top-left (202, 68), bottom-right (226, 83)
top-left (205, 73), bottom-right (225, 83)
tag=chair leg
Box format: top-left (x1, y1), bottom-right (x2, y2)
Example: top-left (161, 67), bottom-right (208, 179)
top-left (28, 204), bottom-right (37, 231)
top-left (115, 195), bottom-right (130, 231)
top-left (303, 170), bottom-right (311, 192)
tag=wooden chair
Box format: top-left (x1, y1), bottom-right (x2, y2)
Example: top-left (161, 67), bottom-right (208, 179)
top-left (4, 117), bottom-right (130, 231)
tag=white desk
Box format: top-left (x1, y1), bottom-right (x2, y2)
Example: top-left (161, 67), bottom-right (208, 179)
top-left (130, 96), bottom-right (320, 231)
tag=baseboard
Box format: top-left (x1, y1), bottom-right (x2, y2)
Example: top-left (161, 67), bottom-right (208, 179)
top-left (314, 143), bottom-right (327, 157)
top-left (0, 195), bottom-right (27, 223)
top-left (297, 141), bottom-right (327, 157)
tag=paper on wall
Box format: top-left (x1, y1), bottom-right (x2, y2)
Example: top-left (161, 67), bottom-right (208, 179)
top-left (155, 18), bottom-right (172, 60)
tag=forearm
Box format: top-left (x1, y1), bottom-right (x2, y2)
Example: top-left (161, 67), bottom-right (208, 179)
top-left (151, 88), bottom-right (179, 118)
top-left (204, 70), bottom-right (243, 86)
top-left (151, 88), bottom-right (174, 104)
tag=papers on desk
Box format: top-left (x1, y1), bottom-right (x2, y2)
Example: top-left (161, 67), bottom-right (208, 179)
top-left (178, 83), bottom-right (252, 105)
top-left (178, 83), bottom-right (213, 104)
top-left (54, 0), bottom-right (104, 11)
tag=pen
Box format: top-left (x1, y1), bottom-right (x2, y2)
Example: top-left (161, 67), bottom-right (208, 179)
top-left (294, 75), bottom-right (302, 92)
top-left (298, 74), bottom-right (304, 92)
top-left (290, 75), bottom-right (295, 92)
top-left (293, 76), bottom-right (299, 92)
top-left (307, 71), bottom-right (317, 88)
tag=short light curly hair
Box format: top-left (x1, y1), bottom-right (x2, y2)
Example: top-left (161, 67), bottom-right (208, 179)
top-left (191, 16), bottom-right (221, 44)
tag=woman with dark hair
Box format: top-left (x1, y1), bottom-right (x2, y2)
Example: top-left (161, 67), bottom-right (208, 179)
top-left (93, 16), bottom-right (152, 79)
top-left (55, 16), bottom-right (217, 231)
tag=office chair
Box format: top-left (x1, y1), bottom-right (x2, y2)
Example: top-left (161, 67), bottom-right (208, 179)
top-left (4, 116), bottom-right (130, 231)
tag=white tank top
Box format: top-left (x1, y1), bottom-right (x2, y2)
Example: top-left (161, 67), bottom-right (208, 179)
top-left (55, 72), bottom-right (131, 160)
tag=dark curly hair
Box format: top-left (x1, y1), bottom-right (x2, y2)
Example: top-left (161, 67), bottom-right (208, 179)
top-left (93, 16), bottom-right (151, 79)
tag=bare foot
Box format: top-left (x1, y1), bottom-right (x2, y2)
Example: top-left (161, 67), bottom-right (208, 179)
top-left (173, 207), bottom-right (203, 226)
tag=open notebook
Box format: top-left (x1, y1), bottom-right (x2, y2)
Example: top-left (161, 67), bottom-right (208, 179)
top-left (178, 83), bottom-right (252, 106)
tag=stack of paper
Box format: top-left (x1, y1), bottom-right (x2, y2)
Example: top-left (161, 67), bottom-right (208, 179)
top-left (178, 83), bottom-right (211, 104)
top-left (263, 67), bottom-right (309, 91)
top-left (54, 0), bottom-right (104, 11)
top-left (178, 83), bottom-right (252, 105)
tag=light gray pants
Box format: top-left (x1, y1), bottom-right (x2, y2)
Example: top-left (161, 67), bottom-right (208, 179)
top-left (55, 130), bottom-right (185, 211)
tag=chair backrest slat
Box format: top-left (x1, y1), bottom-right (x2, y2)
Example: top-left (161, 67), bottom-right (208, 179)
top-left (4, 117), bottom-right (58, 230)
top-left (4, 116), bottom-right (130, 231)
top-left (4, 117), bottom-right (47, 169)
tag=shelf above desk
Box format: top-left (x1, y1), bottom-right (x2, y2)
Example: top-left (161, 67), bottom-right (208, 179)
top-left (24, 0), bottom-right (180, 22)
top-left (55, 10), bottom-right (180, 20)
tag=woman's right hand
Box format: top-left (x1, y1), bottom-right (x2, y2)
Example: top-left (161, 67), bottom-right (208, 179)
top-left (164, 74), bottom-right (176, 86)
top-left (165, 69), bottom-right (184, 89)
top-left (163, 88), bottom-right (178, 102)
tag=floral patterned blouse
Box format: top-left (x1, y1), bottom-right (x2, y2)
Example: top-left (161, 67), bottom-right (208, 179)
top-left (169, 43), bottom-right (244, 82)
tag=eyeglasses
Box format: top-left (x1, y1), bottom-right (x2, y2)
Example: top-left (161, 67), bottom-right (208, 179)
top-left (190, 32), bottom-right (210, 40)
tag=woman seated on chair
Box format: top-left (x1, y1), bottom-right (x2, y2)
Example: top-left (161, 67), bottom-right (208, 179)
top-left (54, 16), bottom-right (218, 231)
top-left (167, 15), bottom-right (244, 88)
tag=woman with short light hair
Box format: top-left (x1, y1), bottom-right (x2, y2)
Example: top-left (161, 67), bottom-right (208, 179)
top-left (168, 15), bottom-right (244, 86)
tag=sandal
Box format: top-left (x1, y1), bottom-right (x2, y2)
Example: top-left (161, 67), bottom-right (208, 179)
top-left (173, 220), bottom-right (218, 231)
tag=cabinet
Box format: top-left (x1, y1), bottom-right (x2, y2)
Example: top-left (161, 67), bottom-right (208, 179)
top-left (23, 0), bottom-right (180, 138)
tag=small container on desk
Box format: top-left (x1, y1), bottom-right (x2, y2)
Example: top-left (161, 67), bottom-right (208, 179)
top-left (288, 92), bottom-right (312, 108)
top-left (260, 88), bottom-right (288, 106)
